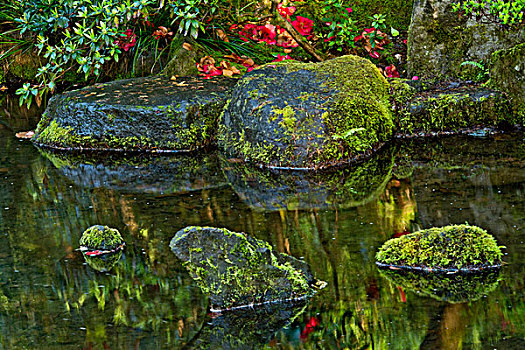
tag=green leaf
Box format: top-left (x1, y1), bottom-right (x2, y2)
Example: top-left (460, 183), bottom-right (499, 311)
top-left (391, 27), bottom-right (400, 37)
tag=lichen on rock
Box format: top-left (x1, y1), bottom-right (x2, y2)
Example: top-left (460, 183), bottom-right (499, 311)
top-left (170, 226), bottom-right (322, 311)
top-left (218, 55), bottom-right (394, 169)
top-left (79, 225), bottom-right (125, 253)
top-left (376, 224), bottom-right (504, 272)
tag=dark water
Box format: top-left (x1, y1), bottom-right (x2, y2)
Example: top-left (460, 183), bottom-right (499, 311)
top-left (0, 98), bottom-right (524, 349)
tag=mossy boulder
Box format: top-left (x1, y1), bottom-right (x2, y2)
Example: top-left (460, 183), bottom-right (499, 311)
top-left (407, 0), bottom-right (525, 79)
top-left (32, 75), bottom-right (236, 152)
top-left (221, 145), bottom-right (394, 211)
top-left (490, 43), bottom-right (525, 123)
top-left (390, 79), bottom-right (518, 134)
top-left (218, 55), bottom-right (394, 169)
top-left (379, 269), bottom-right (501, 303)
top-left (376, 224), bottom-right (504, 272)
top-left (79, 225), bottom-right (125, 253)
top-left (170, 226), bottom-right (322, 311)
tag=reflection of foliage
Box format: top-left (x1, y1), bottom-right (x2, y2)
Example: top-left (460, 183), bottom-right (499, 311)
top-left (379, 268), bottom-right (502, 303)
top-left (83, 251), bottom-right (122, 272)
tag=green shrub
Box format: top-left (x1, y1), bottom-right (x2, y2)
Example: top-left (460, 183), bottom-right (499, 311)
top-left (453, 0), bottom-right (525, 26)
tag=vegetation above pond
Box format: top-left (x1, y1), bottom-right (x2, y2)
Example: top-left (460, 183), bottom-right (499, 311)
top-left (376, 224), bottom-right (505, 271)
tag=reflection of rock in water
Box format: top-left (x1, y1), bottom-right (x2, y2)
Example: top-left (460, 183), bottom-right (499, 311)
top-left (40, 150), bottom-right (227, 194)
top-left (83, 251), bottom-right (122, 272)
top-left (187, 300), bottom-right (307, 349)
top-left (379, 269), bottom-right (501, 303)
top-left (222, 145), bottom-right (395, 211)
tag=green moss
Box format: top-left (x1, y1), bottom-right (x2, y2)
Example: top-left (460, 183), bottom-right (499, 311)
top-left (79, 225), bottom-right (125, 251)
top-left (376, 224), bottom-right (505, 270)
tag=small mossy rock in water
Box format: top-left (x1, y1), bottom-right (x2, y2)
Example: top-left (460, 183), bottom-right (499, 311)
top-left (170, 226), bottom-right (319, 310)
top-left (490, 43), bottom-right (525, 124)
top-left (376, 224), bottom-right (504, 271)
top-left (221, 144), bottom-right (394, 211)
top-left (41, 150), bottom-right (227, 194)
top-left (83, 251), bottom-right (123, 272)
top-left (32, 75), bottom-right (236, 152)
top-left (379, 269), bottom-right (501, 303)
top-left (218, 55), bottom-right (393, 169)
top-left (389, 79), bottom-right (518, 135)
top-left (79, 225), bottom-right (125, 252)
top-left (407, 0), bottom-right (524, 79)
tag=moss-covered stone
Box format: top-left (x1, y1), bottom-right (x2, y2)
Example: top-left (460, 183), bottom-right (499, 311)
top-left (376, 224), bottom-right (504, 271)
top-left (379, 269), bottom-right (501, 303)
top-left (489, 43), bottom-right (525, 124)
top-left (389, 79), bottom-right (518, 134)
top-left (79, 225), bottom-right (125, 252)
top-left (170, 226), bottom-right (322, 311)
top-left (407, 0), bottom-right (525, 79)
top-left (162, 36), bottom-right (199, 77)
top-left (32, 75), bottom-right (236, 152)
top-left (218, 55), bottom-right (393, 169)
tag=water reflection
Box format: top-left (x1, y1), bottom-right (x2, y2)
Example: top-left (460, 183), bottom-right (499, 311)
top-left (0, 101), bottom-right (523, 348)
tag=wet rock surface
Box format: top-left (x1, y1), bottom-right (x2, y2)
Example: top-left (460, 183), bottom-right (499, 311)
top-left (218, 55), bottom-right (394, 169)
top-left (32, 75), bottom-right (236, 152)
top-left (170, 226), bottom-right (319, 311)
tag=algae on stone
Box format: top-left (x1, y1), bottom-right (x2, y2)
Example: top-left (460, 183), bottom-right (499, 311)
top-left (376, 224), bottom-right (504, 271)
top-left (218, 55), bottom-right (393, 169)
top-left (170, 226), bottom-right (320, 310)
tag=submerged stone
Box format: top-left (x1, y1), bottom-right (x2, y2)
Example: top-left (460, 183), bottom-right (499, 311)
top-left (170, 226), bottom-right (322, 311)
top-left (379, 269), bottom-right (501, 303)
top-left (218, 55), bottom-right (393, 169)
top-left (32, 75), bottom-right (236, 152)
top-left (79, 225), bottom-right (125, 253)
top-left (375, 224), bottom-right (504, 272)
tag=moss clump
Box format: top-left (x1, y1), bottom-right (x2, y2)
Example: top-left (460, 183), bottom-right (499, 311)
top-left (376, 224), bottom-right (504, 271)
top-left (79, 225), bottom-right (125, 251)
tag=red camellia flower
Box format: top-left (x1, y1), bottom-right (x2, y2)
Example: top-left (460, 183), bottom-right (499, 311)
top-left (278, 3), bottom-right (296, 17)
top-left (116, 29), bottom-right (137, 51)
top-left (291, 16), bottom-right (314, 37)
top-left (273, 54), bottom-right (293, 62)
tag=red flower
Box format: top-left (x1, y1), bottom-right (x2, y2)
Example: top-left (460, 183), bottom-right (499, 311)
top-left (385, 64), bottom-right (400, 78)
top-left (116, 29), bottom-right (137, 51)
top-left (291, 16), bottom-right (313, 36)
top-left (273, 54), bottom-right (293, 62)
top-left (369, 51), bottom-right (380, 59)
top-left (346, 7), bottom-right (352, 14)
top-left (278, 4), bottom-right (296, 17)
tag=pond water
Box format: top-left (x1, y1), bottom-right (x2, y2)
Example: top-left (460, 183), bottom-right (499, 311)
top-left (0, 98), bottom-right (524, 349)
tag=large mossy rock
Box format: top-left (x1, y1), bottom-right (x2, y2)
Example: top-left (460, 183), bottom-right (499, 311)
top-left (376, 224), bottom-right (504, 272)
top-left (32, 75), bottom-right (236, 152)
top-left (389, 79), bottom-right (519, 133)
top-left (407, 0), bottom-right (524, 79)
top-left (490, 43), bottom-right (525, 122)
top-left (218, 55), bottom-right (394, 169)
top-left (170, 226), bottom-right (319, 311)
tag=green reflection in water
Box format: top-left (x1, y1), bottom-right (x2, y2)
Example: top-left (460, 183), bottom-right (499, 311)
top-left (0, 106), bottom-right (524, 349)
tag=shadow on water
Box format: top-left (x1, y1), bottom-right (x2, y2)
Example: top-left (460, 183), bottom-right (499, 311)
top-left (0, 96), bottom-right (524, 348)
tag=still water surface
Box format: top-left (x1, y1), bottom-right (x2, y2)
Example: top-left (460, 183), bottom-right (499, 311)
top-left (0, 101), bottom-right (524, 349)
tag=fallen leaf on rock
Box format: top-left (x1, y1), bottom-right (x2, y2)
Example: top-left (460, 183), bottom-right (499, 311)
top-left (174, 81), bottom-right (188, 87)
top-left (170, 75), bottom-right (177, 81)
top-left (222, 69), bottom-right (234, 77)
top-left (15, 130), bottom-right (35, 139)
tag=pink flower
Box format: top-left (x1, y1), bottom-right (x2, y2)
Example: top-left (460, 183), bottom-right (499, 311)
top-left (273, 54), bottom-right (293, 62)
top-left (412, 76), bottom-right (419, 80)
top-left (369, 51), bottom-right (380, 59)
top-left (385, 64), bottom-right (400, 78)
top-left (278, 4), bottom-right (296, 17)
top-left (346, 7), bottom-right (352, 14)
